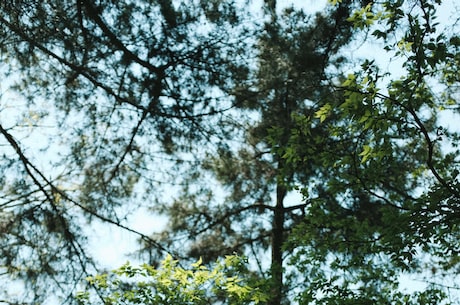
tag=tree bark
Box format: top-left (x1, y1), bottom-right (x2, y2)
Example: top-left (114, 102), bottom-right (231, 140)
top-left (270, 181), bottom-right (286, 305)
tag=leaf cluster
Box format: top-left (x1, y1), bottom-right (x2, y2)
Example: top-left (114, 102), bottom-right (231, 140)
top-left (76, 255), bottom-right (268, 305)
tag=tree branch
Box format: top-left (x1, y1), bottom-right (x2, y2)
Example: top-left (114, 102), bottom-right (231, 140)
top-left (0, 123), bottom-right (174, 257)
top-left (79, 0), bottom-right (164, 74)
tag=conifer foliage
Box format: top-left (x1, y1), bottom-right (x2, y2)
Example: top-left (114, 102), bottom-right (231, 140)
top-left (0, 0), bottom-right (459, 304)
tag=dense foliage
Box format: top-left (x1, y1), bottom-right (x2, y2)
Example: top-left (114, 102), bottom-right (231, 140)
top-left (150, 2), bottom-right (360, 304)
top-left (283, 0), bottom-right (460, 303)
top-left (0, 0), bottom-right (459, 304)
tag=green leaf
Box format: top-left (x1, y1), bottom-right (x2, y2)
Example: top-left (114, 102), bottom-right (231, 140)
top-left (358, 144), bottom-right (372, 163)
top-left (314, 103), bottom-right (332, 123)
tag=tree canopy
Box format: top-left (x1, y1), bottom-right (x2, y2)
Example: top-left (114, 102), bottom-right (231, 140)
top-left (0, 0), bottom-right (252, 303)
top-left (284, 0), bottom-right (460, 303)
top-left (0, 0), bottom-right (459, 305)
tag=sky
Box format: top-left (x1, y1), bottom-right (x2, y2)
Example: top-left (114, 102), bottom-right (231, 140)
top-left (1, 0), bottom-right (459, 303)
top-left (85, 0), bottom-right (333, 270)
top-left (70, 0), bottom-right (460, 288)
top-left (85, 4), bottom-right (460, 304)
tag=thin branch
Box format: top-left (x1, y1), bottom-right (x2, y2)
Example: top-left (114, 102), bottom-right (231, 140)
top-left (376, 90), bottom-right (460, 198)
top-left (0, 123), bottom-right (105, 303)
top-left (0, 16), bottom-right (226, 123)
top-left (191, 204), bottom-right (275, 237)
top-left (0, 123), bottom-right (174, 257)
top-left (284, 202), bottom-right (311, 212)
top-left (105, 108), bottom-right (149, 184)
top-left (0, 189), bottom-right (42, 209)
top-left (79, 0), bottom-right (163, 74)
top-left (333, 83), bottom-right (460, 199)
top-left (412, 278), bottom-right (460, 291)
top-left (0, 124), bottom-right (53, 204)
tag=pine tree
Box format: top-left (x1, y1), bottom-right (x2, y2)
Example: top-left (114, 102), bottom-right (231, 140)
top-left (152, 2), bottom-right (357, 304)
top-left (0, 1), bottom-right (252, 303)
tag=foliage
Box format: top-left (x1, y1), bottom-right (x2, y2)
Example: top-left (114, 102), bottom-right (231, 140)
top-left (1, 0), bottom-right (460, 304)
top-left (0, 0), bottom-right (252, 303)
top-left (150, 2), bottom-right (359, 304)
top-left (76, 255), bottom-right (268, 305)
top-left (281, 0), bottom-right (460, 303)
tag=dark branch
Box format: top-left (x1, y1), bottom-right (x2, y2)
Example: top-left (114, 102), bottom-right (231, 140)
top-left (79, 0), bottom-right (164, 74)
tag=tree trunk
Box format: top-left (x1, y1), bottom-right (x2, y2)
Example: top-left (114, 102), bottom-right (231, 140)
top-left (270, 182), bottom-right (286, 305)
